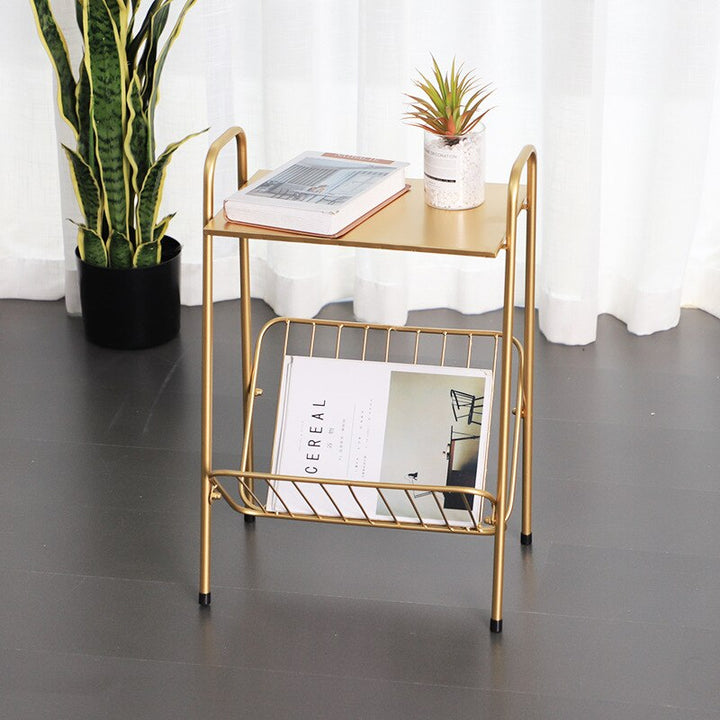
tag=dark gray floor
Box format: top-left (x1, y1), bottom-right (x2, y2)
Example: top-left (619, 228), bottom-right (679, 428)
top-left (1, 297), bottom-right (720, 719)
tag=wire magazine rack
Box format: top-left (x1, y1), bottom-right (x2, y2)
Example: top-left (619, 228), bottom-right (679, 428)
top-left (209, 317), bottom-right (525, 536)
top-left (200, 126), bottom-right (537, 633)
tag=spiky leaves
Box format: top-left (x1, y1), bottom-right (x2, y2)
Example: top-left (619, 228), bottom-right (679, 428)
top-left (140, 0), bottom-right (198, 157)
top-left (29, 0), bottom-right (79, 133)
top-left (134, 130), bottom-right (206, 266)
top-left (31, 0), bottom-right (204, 273)
top-left (84, 0), bottom-right (130, 241)
top-left (147, 0), bottom-right (198, 123)
top-left (404, 56), bottom-right (494, 137)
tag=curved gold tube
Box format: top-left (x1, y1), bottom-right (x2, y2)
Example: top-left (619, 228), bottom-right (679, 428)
top-left (203, 126), bottom-right (247, 226)
top-left (200, 127), bottom-right (248, 602)
top-left (490, 144), bottom-right (537, 632)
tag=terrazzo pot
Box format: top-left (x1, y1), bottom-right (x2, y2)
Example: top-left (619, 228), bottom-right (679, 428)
top-left (423, 125), bottom-right (486, 210)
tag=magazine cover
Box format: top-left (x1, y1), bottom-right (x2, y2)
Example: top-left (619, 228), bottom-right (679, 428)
top-left (268, 356), bottom-right (493, 528)
top-left (240, 153), bottom-right (405, 209)
top-left (222, 152), bottom-right (409, 236)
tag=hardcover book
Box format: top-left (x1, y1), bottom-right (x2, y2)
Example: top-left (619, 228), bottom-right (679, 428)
top-left (268, 355), bottom-right (493, 528)
top-left (223, 152), bottom-right (409, 237)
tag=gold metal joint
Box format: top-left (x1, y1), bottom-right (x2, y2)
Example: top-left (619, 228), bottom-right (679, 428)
top-left (209, 484), bottom-right (222, 504)
top-left (254, 387), bottom-right (264, 397)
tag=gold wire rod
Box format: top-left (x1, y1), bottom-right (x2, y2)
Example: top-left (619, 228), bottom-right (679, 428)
top-left (503, 339), bottom-right (526, 522)
top-left (282, 319), bottom-right (291, 357)
top-left (403, 488), bottom-right (430, 528)
top-left (491, 335), bottom-right (500, 376)
top-left (317, 480), bottom-right (349, 520)
top-left (440, 332), bottom-right (448, 366)
top-left (238, 308), bottom-right (279, 507)
top-left (428, 490), bottom-right (456, 531)
top-left (466, 335), bottom-right (473, 368)
top-left (334, 324), bottom-right (344, 359)
top-left (265, 479), bottom-right (292, 515)
top-left (309, 322), bottom-right (317, 357)
top-left (361, 326), bottom-right (369, 361)
top-left (376, 488), bottom-right (400, 524)
top-left (459, 492), bottom-right (476, 526)
top-left (289, 480), bottom-right (326, 519)
top-left (235, 478), bottom-right (266, 512)
top-left (412, 330), bottom-right (421, 365)
top-left (347, 485), bottom-right (375, 524)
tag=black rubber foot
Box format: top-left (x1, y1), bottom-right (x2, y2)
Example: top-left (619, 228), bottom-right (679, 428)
top-left (490, 618), bottom-right (503, 633)
top-left (199, 592), bottom-right (211, 607)
top-left (521, 532), bottom-right (533, 546)
top-left (244, 514), bottom-right (256, 524)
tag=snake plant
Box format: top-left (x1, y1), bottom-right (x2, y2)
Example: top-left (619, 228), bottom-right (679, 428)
top-left (30, 0), bottom-right (205, 268)
top-left (404, 55), bottom-right (494, 137)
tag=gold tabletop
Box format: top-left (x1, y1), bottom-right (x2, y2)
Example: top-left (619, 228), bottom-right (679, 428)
top-left (204, 177), bottom-right (526, 259)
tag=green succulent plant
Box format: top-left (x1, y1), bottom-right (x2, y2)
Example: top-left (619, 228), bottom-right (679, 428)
top-left (29, 0), bottom-right (205, 269)
top-left (404, 55), bottom-right (494, 137)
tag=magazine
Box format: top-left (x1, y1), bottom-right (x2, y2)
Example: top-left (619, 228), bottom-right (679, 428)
top-left (223, 152), bottom-right (409, 237)
top-left (268, 355), bottom-right (493, 528)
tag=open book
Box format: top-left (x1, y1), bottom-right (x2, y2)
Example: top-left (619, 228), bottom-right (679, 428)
top-left (223, 152), bottom-right (409, 237)
top-left (268, 356), bottom-right (493, 528)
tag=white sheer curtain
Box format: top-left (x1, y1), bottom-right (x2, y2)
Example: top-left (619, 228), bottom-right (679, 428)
top-left (3, 0), bottom-right (719, 344)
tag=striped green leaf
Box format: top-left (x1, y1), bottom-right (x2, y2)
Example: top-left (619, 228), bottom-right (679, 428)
top-left (125, 73), bottom-right (150, 196)
top-left (76, 224), bottom-right (108, 267)
top-left (63, 145), bottom-right (102, 233)
top-left (103, 0), bottom-right (125, 36)
top-left (147, 0), bottom-right (198, 139)
top-left (133, 240), bottom-right (161, 268)
top-left (107, 230), bottom-right (133, 268)
top-left (139, 2), bottom-right (171, 155)
top-left (153, 213), bottom-right (175, 243)
top-left (127, 0), bottom-right (166, 70)
top-left (29, 0), bottom-right (79, 133)
top-left (84, 0), bottom-right (129, 239)
top-left (136, 129), bottom-right (205, 246)
top-left (75, 61), bottom-right (96, 175)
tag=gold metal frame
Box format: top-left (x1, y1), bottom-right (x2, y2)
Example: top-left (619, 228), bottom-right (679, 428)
top-left (200, 126), bottom-right (537, 633)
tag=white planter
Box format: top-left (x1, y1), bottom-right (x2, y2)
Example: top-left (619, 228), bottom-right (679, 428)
top-left (423, 126), bottom-right (486, 210)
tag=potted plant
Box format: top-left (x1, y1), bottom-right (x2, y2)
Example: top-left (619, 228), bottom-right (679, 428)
top-left (404, 56), bottom-right (494, 210)
top-left (29, 0), bottom-right (205, 348)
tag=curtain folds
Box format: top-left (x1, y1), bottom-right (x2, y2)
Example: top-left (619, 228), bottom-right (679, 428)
top-left (3, 0), bottom-right (719, 344)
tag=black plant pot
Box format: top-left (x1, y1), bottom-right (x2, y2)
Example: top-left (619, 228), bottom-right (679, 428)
top-left (76, 238), bottom-right (181, 350)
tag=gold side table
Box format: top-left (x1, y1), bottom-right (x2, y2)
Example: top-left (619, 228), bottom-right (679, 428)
top-left (200, 126), bottom-right (537, 633)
